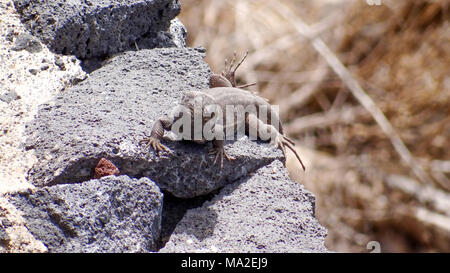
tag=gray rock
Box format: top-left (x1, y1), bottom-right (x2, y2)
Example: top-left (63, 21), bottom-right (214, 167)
top-left (7, 175), bottom-right (163, 253)
top-left (11, 33), bottom-right (42, 53)
top-left (160, 160), bottom-right (328, 253)
top-left (168, 18), bottom-right (187, 48)
top-left (159, 191), bottom-right (217, 247)
top-left (40, 64), bottom-right (50, 71)
top-left (13, 0), bottom-right (182, 59)
top-left (25, 47), bottom-right (283, 198)
top-left (5, 30), bottom-right (16, 42)
top-left (28, 68), bottom-right (39, 75)
top-left (54, 56), bottom-right (66, 71)
top-left (0, 90), bottom-right (21, 103)
top-left (0, 228), bottom-right (9, 246)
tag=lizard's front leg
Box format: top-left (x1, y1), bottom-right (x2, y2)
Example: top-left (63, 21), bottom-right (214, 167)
top-left (208, 139), bottom-right (233, 168)
top-left (206, 123), bottom-right (233, 168)
top-left (140, 116), bottom-right (173, 153)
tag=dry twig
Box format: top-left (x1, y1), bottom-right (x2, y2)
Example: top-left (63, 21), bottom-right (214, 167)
top-left (274, 2), bottom-right (433, 185)
top-left (386, 175), bottom-right (450, 217)
top-left (432, 160), bottom-right (450, 173)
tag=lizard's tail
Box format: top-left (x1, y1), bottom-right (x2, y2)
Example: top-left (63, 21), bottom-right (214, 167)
top-left (282, 137), bottom-right (306, 171)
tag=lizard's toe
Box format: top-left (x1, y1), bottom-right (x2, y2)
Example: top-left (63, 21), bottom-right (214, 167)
top-left (208, 147), bottom-right (233, 168)
top-left (213, 151), bottom-right (221, 166)
top-left (273, 136), bottom-right (306, 171)
top-left (140, 137), bottom-right (169, 154)
top-left (154, 141), bottom-right (169, 152)
top-left (271, 135), bottom-right (287, 158)
top-left (223, 151), bottom-right (233, 161)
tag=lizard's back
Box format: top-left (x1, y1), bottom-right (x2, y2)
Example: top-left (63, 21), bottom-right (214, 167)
top-left (202, 87), bottom-right (284, 135)
top-left (204, 87), bottom-right (267, 107)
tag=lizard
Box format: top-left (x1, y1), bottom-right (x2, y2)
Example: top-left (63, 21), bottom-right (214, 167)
top-left (140, 52), bottom-right (306, 170)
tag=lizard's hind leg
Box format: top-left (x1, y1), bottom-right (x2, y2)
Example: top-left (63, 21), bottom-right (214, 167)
top-left (222, 51), bottom-right (256, 88)
top-left (210, 51), bottom-right (256, 89)
top-left (272, 134), bottom-right (306, 171)
top-left (246, 113), bottom-right (306, 171)
top-left (281, 138), bottom-right (306, 171)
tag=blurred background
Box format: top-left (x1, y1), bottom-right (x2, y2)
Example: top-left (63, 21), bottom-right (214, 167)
top-left (179, 0), bottom-right (449, 252)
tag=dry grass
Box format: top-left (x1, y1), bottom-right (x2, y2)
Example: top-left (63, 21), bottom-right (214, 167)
top-left (179, 0), bottom-right (450, 252)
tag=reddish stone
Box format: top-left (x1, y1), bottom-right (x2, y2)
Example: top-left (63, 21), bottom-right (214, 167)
top-left (94, 158), bottom-right (120, 179)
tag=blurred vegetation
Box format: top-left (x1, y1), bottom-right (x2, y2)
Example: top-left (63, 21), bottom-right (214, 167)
top-left (179, 0), bottom-right (449, 252)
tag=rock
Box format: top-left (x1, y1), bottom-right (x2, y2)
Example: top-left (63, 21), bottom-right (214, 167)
top-left (168, 18), bottom-right (187, 48)
top-left (2, 0), bottom-right (328, 255)
top-left (159, 191), bottom-right (217, 247)
top-left (0, 227), bottom-right (10, 246)
top-left (0, 90), bottom-right (20, 103)
top-left (11, 33), bottom-right (42, 53)
top-left (54, 56), bottom-right (66, 71)
top-left (7, 175), bottom-right (163, 253)
top-left (94, 158), bottom-right (120, 178)
top-left (40, 64), bottom-right (50, 71)
top-left (5, 30), bottom-right (16, 42)
top-left (160, 160), bottom-right (328, 253)
top-left (25, 47), bottom-right (283, 198)
top-left (13, 0), bottom-right (183, 59)
top-left (28, 68), bottom-right (38, 75)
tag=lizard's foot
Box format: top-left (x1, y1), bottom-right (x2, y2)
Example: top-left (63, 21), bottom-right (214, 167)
top-left (139, 136), bottom-right (169, 154)
top-left (208, 147), bottom-right (233, 169)
top-left (271, 135), bottom-right (306, 171)
top-left (221, 51), bottom-right (250, 87)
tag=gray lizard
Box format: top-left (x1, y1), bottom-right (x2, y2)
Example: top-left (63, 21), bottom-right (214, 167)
top-left (140, 52), bottom-right (305, 170)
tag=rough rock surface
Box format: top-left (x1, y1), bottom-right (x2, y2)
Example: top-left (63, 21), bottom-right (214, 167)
top-left (2, 0), bottom-right (328, 253)
top-left (168, 18), bottom-right (187, 48)
top-left (13, 0), bottom-right (182, 59)
top-left (11, 33), bottom-right (42, 53)
top-left (1, 0), bottom-right (88, 195)
top-left (25, 47), bottom-right (284, 198)
top-left (160, 160), bottom-right (328, 253)
top-left (7, 175), bottom-right (163, 252)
